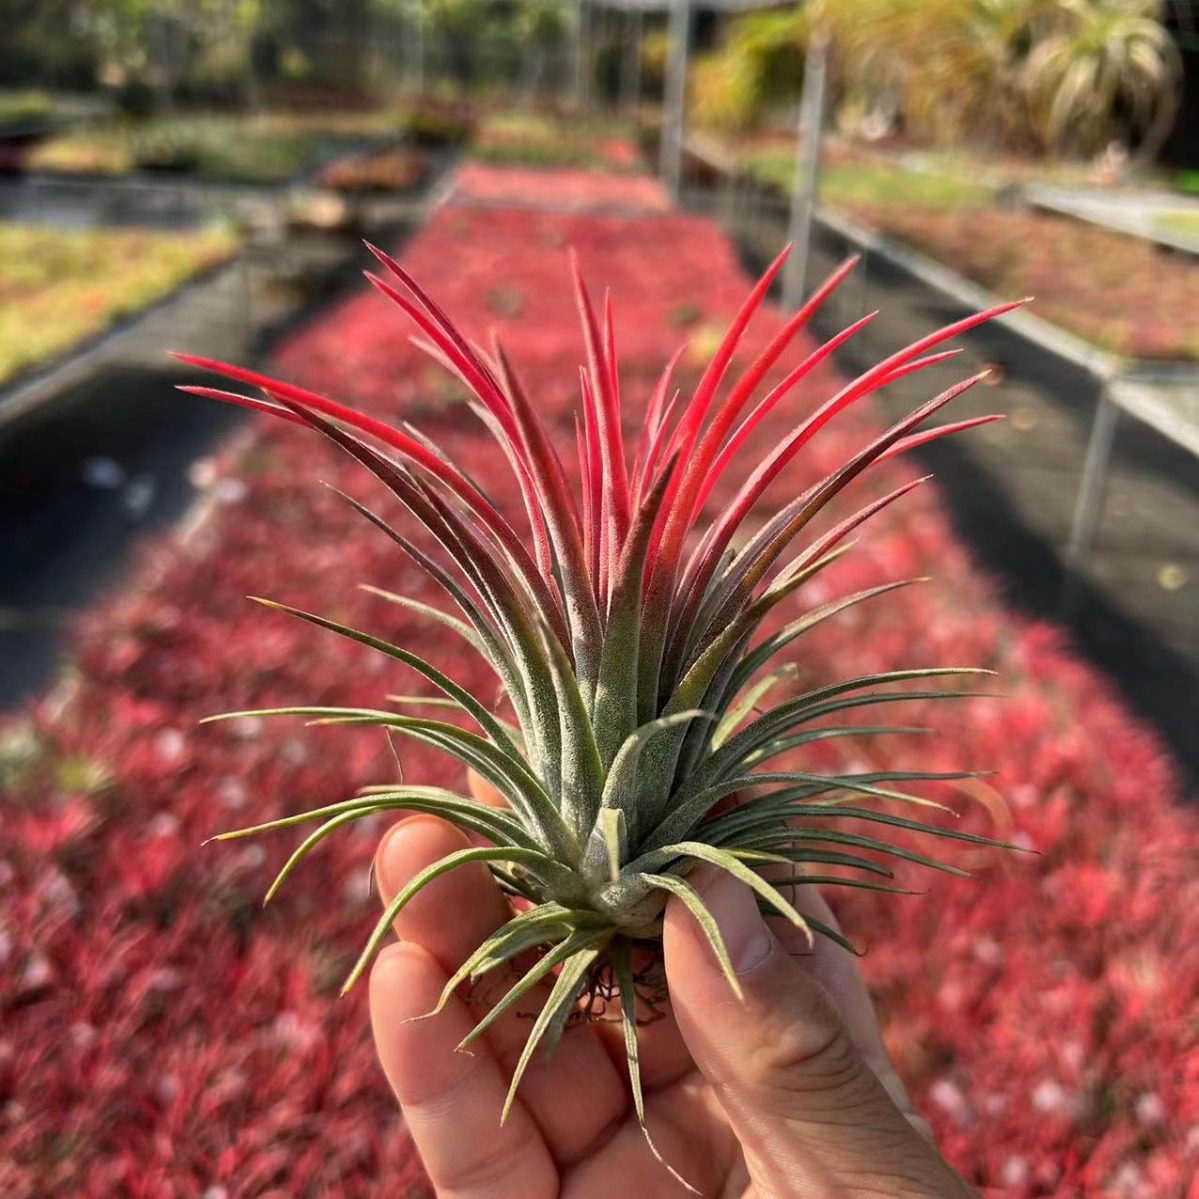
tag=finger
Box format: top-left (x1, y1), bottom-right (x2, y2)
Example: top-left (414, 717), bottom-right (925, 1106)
top-left (377, 816), bottom-right (631, 1167)
top-left (780, 883), bottom-right (916, 1115)
top-left (370, 941), bottom-right (556, 1198)
top-left (466, 768), bottom-right (513, 811)
top-left (663, 870), bottom-right (976, 1199)
top-left (605, 883), bottom-right (900, 1099)
top-left (377, 815), bottom-right (512, 961)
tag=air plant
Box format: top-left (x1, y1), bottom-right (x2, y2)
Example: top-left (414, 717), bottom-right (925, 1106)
top-left (174, 242), bottom-right (1021, 1160)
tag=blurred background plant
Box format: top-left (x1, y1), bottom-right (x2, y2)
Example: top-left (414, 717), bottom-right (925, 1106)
top-left (1024, 0), bottom-right (1182, 162)
top-left (1, 4), bottom-right (1199, 1197)
top-left (689, 6), bottom-right (807, 132)
top-left (1, 1), bottom-right (1187, 170)
top-left (683, 0), bottom-right (1184, 162)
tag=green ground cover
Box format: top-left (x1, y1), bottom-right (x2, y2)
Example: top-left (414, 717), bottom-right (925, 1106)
top-left (0, 222), bottom-right (238, 386)
top-left (470, 111), bottom-right (642, 170)
top-left (0, 90), bottom-right (53, 126)
top-left (741, 145), bottom-right (993, 208)
top-left (27, 111), bottom-right (402, 183)
top-left (1152, 211), bottom-right (1199, 242)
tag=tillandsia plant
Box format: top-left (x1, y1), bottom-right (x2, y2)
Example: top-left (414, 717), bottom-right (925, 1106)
top-left (174, 241), bottom-right (1023, 1160)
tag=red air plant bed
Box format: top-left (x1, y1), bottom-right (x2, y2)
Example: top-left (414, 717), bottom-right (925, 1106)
top-left (450, 161), bottom-right (672, 213)
top-left (2, 166), bottom-right (1197, 1199)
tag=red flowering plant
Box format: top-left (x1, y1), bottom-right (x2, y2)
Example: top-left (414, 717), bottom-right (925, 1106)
top-left (172, 235), bottom-right (1027, 1163)
top-left (4, 186), bottom-right (1196, 1197)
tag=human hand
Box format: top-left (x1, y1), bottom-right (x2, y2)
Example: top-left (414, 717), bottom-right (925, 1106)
top-left (368, 811), bottom-right (979, 1198)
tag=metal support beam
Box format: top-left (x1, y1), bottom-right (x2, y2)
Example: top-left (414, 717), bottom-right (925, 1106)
top-left (660, 0), bottom-right (691, 199)
top-left (413, 4), bottom-right (425, 94)
top-left (621, 8), bottom-right (643, 112)
top-left (575, 1), bottom-right (588, 108)
top-left (782, 33), bottom-right (828, 310)
top-left (1060, 386), bottom-right (1120, 618)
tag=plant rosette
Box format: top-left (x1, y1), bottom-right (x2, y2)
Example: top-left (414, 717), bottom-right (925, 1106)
top-left (175, 241), bottom-right (1027, 1177)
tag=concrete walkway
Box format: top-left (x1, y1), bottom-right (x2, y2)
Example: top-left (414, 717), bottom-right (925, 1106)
top-left (0, 213), bottom-right (422, 708)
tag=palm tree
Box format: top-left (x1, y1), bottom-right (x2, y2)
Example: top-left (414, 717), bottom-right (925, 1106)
top-left (1025, 0), bottom-right (1181, 161)
top-left (811, 0), bottom-right (1056, 150)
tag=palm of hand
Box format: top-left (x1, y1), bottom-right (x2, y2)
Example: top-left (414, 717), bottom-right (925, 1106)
top-left (370, 815), bottom-right (760, 1197)
top-left (371, 813), bottom-right (960, 1199)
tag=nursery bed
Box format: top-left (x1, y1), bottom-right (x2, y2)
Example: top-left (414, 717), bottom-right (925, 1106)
top-left (2, 164), bottom-right (1196, 1198)
top-left (736, 143), bottom-right (1199, 364)
top-left (0, 222), bottom-right (238, 390)
top-left (837, 203), bottom-right (1199, 363)
top-left (24, 112), bottom-right (404, 185)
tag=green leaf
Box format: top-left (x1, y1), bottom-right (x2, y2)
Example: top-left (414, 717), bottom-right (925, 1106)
top-left (592, 456), bottom-right (679, 769)
top-left (755, 905), bottom-right (862, 956)
top-left (707, 798), bottom-right (1018, 855)
top-left (342, 846), bottom-right (559, 994)
top-left (662, 547), bottom-right (855, 787)
top-left (704, 669), bottom-right (993, 781)
top-left (360, 584), bottom-right (494, 665)
top-left (628, 841), bottom-right (811, 945)
top-left (534, 611), bottom-right (604, 841)
top-left (247, 597), bottom-right (525, 761)
top-left (206, 705), bottom-right (575, 860)
top-left (639, 872), bottom-right (743, 999)
top-left (609, 945), bottom-right (700, 1193)
top-left (612, 945), bottom-right (646, 1124)
top-left (735, 827), bottom-right (974, 879)
top-left (712, 665), bottom-right (797, 749)
top-left (260, 809), bottom-right (367, 905)
top-left (352, 787), bottom-right (543, 849)
top-left (757, 873), bottom-right (917, 895)
top-left (596, 808), bottom-right (625, 882)
top-left (670, 544), bottom-right (851, 702)
top-left (381, 467), bottom-right (567, 792)
top-left (719, 692), bottom-right (996, 771)
top-left (418, 903), bottom-right (579, 1022)
top-left (645, 766), bottom-right (965, 854)
top-left (748, 848), bottom-right (897, 877)
top-left (501, 941), bottom-right (605, 1124)
top-left (737, 725), bottom-right (932, 770)
top-left (600, 710), bottom-right (711, 837)
top-left (332, 489), bottom-right (531, 730)
top-left (726, 580), bottom-right (924, 698)
top-left (209, 786), bottom-right (533, 849)
top-left (457, 926), bottom-right (609, 1051)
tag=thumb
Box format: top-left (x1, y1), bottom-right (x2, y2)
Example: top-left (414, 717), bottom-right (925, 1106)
top-left (663, 871), bottom-right (976, 1199)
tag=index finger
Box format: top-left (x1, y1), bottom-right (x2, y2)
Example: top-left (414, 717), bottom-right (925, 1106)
top-left (370, 940), bottom-right (558, 1198)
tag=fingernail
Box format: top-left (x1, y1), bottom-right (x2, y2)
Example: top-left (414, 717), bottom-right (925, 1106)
top-left (696, 871), bottom-right (773, 974)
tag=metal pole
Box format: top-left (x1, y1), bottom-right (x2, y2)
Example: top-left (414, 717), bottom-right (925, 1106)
top-left (782, 32), bottom-right (828, 311)
top-left (620, 8), bottom-right (641, 112)
top-left (238, 252), bottom-right (254, 360)
top-left (575, 0), bottom-right (588, 110)
top-left (631, 9), bottom-right (644, 112)
top-left (1060, 384), bottom-right (1120, 618)
top-left (415, 2), bottom-right (425, 95)
top-left (660, 0), bottom-right (691, 200)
